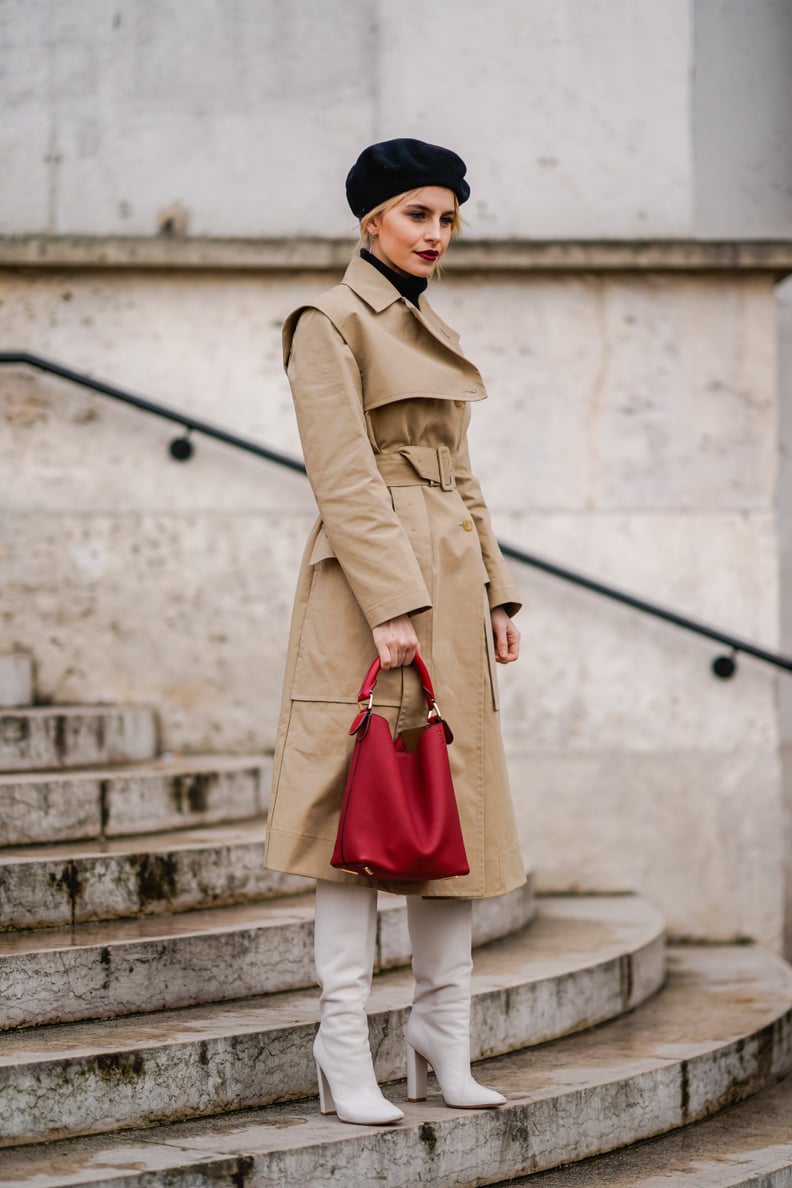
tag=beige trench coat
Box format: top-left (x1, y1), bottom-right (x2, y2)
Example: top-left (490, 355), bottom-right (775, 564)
top-left (263, 254), bottom-right (526, 898)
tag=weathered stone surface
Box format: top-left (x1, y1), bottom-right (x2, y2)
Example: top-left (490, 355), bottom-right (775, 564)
top-left (0, 883), bottom-right (534, 1029)
top-left (0, 773), bottom-right (101, 846)
top-left (0, 705), bottom-right (158, 772)
top-left (778, 279), bottom-right (792, 964)
top-left (0, 821), bottom-right (296, 930)
top-left (0, 945), bottom-right (788, 1184)
top-left (1, 274), bottom-right (777, 518)
top-left (693, 0), bottom-right (792, 240)
top-left (495, 515), bottom-right (779, 755)
top-left (104, 754), bottom-right (271, 836)
top-left (509, 1067), bottom-right (792, 1185)
top-left (0, 896), bottom-right (316, 1033)
top-left (0, 754), bottom-right (270, 845)
top-left (0, 895), bottom-right (664, 1145)
top-left (0, 2), bottom-right (697, 240)
top-left (0, 509), bottom-right (312, 756)
top-left (4, 235), bottom-right (792, 272)
top-left (509, 750), bottom-right (785, 951)
top-left (448, 274), bottom-right (777, 516)
top-left (0, 267), bottom-right (783, 955)
top-left (0, 276), bottom-right (778, 746)
top-left (0, 653), bottom-right (33, 709)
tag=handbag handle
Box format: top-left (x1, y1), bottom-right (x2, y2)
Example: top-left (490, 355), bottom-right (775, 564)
top-left (357, 650), bottom-right (438, 716)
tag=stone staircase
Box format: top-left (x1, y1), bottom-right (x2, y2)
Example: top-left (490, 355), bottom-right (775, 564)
top-left (1, 654), bottom-right (792, 1186)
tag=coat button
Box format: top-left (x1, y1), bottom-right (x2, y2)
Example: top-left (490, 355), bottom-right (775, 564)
top-left (454, 400), bottom-right (465, 408)
top-left (461, 519), bottom-right (473, 532)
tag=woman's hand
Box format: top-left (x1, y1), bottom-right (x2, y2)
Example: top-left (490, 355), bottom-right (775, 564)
top-left (372, 614), bottom-right (419, 670)
top-left (491, 607), bottom-right (520, 664)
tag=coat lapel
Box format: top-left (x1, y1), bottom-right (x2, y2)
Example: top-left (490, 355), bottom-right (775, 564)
top-left (340, 255), bottom-right (472, 366)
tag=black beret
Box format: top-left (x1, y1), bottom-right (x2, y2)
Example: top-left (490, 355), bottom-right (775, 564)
top-left (346, 138), bottom-right (470, 218)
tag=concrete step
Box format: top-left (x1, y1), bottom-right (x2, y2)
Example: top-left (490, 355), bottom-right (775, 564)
top-left (0, 705), bottom-right (158, 772)
top-left (0, 753), bottom-right (273, 845)
top-left (509, 1069), bottom-right (792, 1186)
top-left (0, 894), bottom-right (664, 1147)
top-left (0, 944), bottom-right (787, 1186)
top-left (0, 653), bottom-right (34, 709)
top-left (0, 882), bottom-right (535, 1029)
top-left (0, 820), bottom-right (301, 930)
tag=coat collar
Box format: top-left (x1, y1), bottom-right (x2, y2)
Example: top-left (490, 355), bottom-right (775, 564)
top-left (341, 254), bottom-right (467, 361)
top-left (341, 253), bottom-right (407, 313)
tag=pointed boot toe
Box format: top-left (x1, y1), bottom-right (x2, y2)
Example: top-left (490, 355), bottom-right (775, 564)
top-left (406, 1038), bottom-right (505, 1108)
top-left (316, 1057), bottom-right (404, 1124)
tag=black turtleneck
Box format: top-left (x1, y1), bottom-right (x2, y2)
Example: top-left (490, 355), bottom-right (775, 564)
top-left (360, 248), bottom-right (428, 308)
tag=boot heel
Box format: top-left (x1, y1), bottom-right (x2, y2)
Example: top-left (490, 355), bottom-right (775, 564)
top-left (316, 1061), bottom-right (336, 1115)
top-left (407, 1043), bottom-right (429, 1102)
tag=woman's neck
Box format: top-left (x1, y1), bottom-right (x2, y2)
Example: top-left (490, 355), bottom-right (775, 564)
top-left (360, 248), bottom-right (428, 307)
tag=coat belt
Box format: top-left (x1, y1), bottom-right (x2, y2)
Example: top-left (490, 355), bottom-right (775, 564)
top-left (375, 445), bottom-right (456, 491)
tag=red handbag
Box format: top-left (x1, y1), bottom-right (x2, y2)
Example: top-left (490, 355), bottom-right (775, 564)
top-left (331, 652), bottom-right (470, 882)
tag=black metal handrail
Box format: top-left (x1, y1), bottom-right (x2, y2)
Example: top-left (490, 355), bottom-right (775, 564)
top-left (0, 352), bottom-right (306, 475)
top-left (2, 350), bottom-right (791, 680)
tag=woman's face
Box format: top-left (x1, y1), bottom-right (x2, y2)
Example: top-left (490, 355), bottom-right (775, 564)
top-left (366, 186), bottom-right (456, 278)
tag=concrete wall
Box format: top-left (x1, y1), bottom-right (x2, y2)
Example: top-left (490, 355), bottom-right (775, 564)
top-left (1, 0), bottom-right (691, 239)
top-left (4, 0), bottom-right (790, 243)
top-left (0, 266), bottom-right (784, 948)
top-left (693, 0), bottom-right (792, 238)
top-left (3, 0), bottom-right (788, 243)
top-left (779, 278), bottom-right (792, 955)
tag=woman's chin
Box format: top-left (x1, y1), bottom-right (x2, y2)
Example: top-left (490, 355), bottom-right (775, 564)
top-left (406, 259), bottom-right (438, 277)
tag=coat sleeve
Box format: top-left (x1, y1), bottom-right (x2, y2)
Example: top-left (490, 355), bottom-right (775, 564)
top-left (454, 432), bottom-right (522, 618)
top-left (286, 308), bottom-right (432, 628)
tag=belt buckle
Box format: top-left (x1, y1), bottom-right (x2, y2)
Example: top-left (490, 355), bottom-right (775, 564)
top-left (437, 446), bottom-right (454, 491)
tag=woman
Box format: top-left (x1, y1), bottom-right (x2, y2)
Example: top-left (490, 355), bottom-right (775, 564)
top-left (264, 138), bottom-right (525, 1125)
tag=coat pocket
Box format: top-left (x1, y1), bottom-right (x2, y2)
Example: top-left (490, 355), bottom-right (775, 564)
top-left (308, 524), bottom-right (336, 565)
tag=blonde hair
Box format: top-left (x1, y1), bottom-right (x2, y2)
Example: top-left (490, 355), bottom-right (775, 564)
top-left (357, 189), bottom-right (462, 252)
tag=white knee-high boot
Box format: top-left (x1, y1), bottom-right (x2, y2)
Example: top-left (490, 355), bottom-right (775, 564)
top-left (313, 880), bottom-right (404, 1125)
top-left (405, 897), bottom-right (506, 1108)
